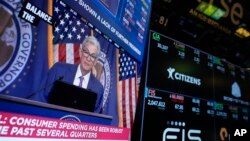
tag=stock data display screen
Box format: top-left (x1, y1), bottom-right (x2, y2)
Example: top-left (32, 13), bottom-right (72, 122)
top-left (147, 35), bottom-right (214, 100)
top-left (132, 30), bottom-right (250, 141)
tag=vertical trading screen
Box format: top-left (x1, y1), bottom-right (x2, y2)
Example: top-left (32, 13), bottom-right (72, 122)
top-left (132, 30), bottom-right (250, 141)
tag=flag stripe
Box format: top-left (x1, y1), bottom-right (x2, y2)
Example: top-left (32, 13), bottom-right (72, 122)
top-left (66, 44), bottom-right (74, 64)
top-left (125, 79), bottom-right (130, 128)
top-left (132, 77), bottom-right (136, 120)
top-left (74, 44), bottom-right (80, 64)
top-left (129, 78), bottom-right (133, 128)
top-left (118, 80), bottom-right (123, 127)
top-left (59, 44), bottom-right (66, 63)
top-left (53, 44), bottom-right (59, 63)
top-left (122, 80), bottom-right (127, 127)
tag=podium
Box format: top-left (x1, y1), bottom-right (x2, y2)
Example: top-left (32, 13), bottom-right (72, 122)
top-left (0, 95), bottom-right (112, 125)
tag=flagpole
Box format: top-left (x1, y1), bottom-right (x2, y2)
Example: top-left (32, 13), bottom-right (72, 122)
top-left (117, 49), bottom-right (123, 127)
top-left (48, 0), bottom-right (54, 68)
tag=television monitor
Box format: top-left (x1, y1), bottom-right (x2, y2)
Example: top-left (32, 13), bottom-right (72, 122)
top-left (51, 0), bottom-right (152, 126)
top-left (131, 30), bottom-right (250, 141)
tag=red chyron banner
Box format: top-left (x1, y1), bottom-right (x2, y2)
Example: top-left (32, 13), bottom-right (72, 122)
top-left (0, 112), bottom-right (130, 141)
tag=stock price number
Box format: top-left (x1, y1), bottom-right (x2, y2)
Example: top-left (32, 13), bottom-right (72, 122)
top-left (192, 107), bottom-right (200, 113)
top-left (158, 16), bottom-right (168, 27)
top-left (207, 109), bottom-right (215, 116)
top-left (207, 62), bottom-right (213, 68)
top-left (232, 113), bottom-right (239, 119)
top-left (174, 104), bottom-right (184, 112)
top-left (216, 111), bottom-right (227, 118)
top-left (194, 57), bottom-right (200, 64)
top-left (147, 99), bottom-right (166, 110)
top-left (243, 115), bottom-right (248, 121)
top-left (178, 51), bottom-right (185, 59)
top-left (147, 99), bottom-right (158, 106)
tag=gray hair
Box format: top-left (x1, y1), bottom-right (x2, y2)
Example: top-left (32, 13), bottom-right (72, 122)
top-left (82, 36), bottom-right (101, 57)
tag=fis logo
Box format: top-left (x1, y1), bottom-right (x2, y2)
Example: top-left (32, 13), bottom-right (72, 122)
top-left (162, 121), bottom-right (201, 141)
top-left (148, 89), bottom-right (156, 96)
top-left (167, 67), bottom-right (201, 86)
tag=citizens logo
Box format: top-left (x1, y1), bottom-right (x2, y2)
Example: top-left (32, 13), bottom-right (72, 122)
top-left (167, 67), bottom-right (175, 80)
top-left (167, 67), bottom-right (201, 86)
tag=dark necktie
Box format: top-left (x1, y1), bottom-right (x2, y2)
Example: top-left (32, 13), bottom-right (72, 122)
top-left (79, 76), bottom-right (84, 87)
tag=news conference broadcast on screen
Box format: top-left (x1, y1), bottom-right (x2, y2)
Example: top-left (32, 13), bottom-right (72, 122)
top-left (0, 0), bottom-right (152, 140)
top-left (0, 0), bottom-right (249, 141)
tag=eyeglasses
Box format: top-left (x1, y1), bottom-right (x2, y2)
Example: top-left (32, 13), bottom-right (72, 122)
top-left (81, 48), bottom-right (98, 62)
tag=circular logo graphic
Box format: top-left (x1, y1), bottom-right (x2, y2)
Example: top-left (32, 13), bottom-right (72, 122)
top-left (0, 1), bottom-right (33, 91)
top-left (60, 115), bottom-right (81, 122)
top-left (96, 51), bottom-right (111, 108)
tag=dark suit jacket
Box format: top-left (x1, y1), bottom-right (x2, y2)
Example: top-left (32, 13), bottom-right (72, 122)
top-left (31, 62), bottom-right (104, 113)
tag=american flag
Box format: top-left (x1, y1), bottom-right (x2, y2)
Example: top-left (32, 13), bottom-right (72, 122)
top-left (52, 1), bottom-right (90, 64)
top-left (118, 50), bottom-right (138, 128)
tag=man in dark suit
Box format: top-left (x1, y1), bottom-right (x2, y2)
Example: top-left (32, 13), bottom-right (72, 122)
top-left (31, 36), bottom-right (104, 113)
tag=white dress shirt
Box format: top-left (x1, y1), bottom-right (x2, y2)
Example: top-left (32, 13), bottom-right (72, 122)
top-left (73, 65), bottom-right (90, 89)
